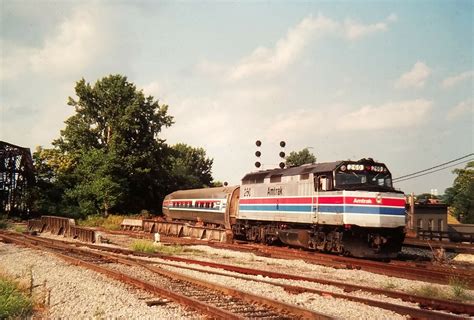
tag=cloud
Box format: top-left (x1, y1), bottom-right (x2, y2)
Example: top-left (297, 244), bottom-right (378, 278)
top-left (337, 99), bottom-right (433, 130)
top-left (442, 70), bottom-right (473, 88)
top-left (447, 99), bottom-right (473, 121)
top-left (1, 4), bottom-right (110, 80)
top-left (262, 99), bottom-right (432, 139)
top-left (29, 7), bottom-right (104, 75)
top-left (387, 13), bottom-right (398, 22)
top-left (396, 61), bottom-right (431, 88)
top-left (228, 14), bottom-right (337, 80)
top-left (0, 43), bottom-right (30, 80)
top-left (263, 109), bottom-right (323, 143)
top-left (197, 13), bottom-right (398, 81)
top-left (344, 13), bottom-right (397, 40)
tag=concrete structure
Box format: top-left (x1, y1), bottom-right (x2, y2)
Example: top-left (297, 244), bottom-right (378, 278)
top-left (412, 203), bottom-right (448, 232)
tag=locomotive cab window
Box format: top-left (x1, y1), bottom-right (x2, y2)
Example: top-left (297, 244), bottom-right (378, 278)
top-left (315, 175), bottom-right (332, 191)
top-left (335, 164), bottom-right (393, 191)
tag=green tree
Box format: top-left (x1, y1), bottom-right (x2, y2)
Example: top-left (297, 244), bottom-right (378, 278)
top-left (53, 75), bottom-right (173, 215)
top-left (168, 143), bottom-right (214, 190)
top-left (286, 148), bottom-right (316, 167)
top-left (444, 161), bottom-right (474, 223)
top-left (31, 147), bottom-right (78, 217)
top-left (65, 149), bottom-right (126, 216)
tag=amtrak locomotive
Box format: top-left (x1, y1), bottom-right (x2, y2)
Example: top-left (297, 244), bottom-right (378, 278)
top-left (163, 158), bottom-right (406, 258)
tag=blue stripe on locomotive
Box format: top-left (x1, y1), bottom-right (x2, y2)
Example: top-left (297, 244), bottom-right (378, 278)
top-left (239, 204), bottom-right (405, 216)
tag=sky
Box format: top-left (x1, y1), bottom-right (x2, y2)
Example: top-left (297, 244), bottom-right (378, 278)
top-left (1, 1), bottom-right (473, 195)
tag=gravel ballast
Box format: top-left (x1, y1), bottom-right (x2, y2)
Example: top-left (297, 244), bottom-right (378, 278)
top-left (6, 231), bottom-right (473, 319)
top-left (0, 242), bottom-right (198, 319)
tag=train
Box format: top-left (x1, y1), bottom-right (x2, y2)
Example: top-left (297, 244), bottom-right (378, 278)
top-left (162, 158), bottom-right (406, 259)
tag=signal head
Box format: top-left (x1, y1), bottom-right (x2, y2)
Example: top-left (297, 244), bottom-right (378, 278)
top-left (280, 141), bottom-right (286, 148)
top-left (255, 140), bottom-right (262, 147)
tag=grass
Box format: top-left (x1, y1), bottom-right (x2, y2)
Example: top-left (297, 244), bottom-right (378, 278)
top-left (0, 274), bottom-right (33, 319)
top-left (411, 280), bottom-right (473, 302)
top-left (130, 240), bottom-right (158, 253)
top-left (449, 277), bottom-right (472, 301)
top-left (382, 280), bottom-right (397, 290)
top-left (130, 241), bottom-right (204, 256)
top-left (14, 225), bottom-right (26, 233)
top-left (78, 214), bottom-right (125, 231)
top-left (411, 284), bottom-right (449, 300)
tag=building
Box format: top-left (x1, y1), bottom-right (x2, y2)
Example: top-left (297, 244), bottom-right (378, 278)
top-left (412, 203), bottom-right (448, 232)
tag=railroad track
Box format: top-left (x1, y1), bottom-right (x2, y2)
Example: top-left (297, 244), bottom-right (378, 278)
top-left (0, 231), bottom-right (328, 320)
top-left (3, 231), bottom-right (473, 319)
top-left (404, 237), bottom-right (474, 254)
top-left (106, 229), bottom-right (474, 288)
top-left (252, 245), bottom-right (474, 286)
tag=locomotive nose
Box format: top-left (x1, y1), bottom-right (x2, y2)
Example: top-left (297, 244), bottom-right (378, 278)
top-left (342, 191), bottom-right (405, 228)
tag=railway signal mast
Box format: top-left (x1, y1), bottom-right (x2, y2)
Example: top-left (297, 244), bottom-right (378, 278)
top-left (254, 140), bottom-right (287, 169)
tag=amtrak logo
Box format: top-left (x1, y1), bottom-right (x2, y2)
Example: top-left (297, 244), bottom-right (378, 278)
top-left (353, 198), bottom-right (373, 204)
top-left (376, 194), bottom-right (382, 204)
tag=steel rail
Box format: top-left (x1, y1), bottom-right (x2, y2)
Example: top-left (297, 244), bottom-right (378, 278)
top-left (404, 238), bottom-right (474, 254)
top-left (117, 252), bottom-right (470, 319)
top-left (253, 245), bottom-right (474, 287)
top-left (103, 229), bottom-right (474, 286)
top-left (0, 232), bottom-right (329, 320)
top-left (7, 232), bottom-right (474, 316)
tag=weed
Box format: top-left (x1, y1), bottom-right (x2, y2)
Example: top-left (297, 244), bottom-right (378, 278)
top-left (14, 225), bottom-right (26, 233)
top-left (449, 277), bottom-right (472, 301)
top-left (0, 274), bottom-right (33, 319)
top-left (411, 285), bottom-right (449, 300)
top-left (157, 245), bottom-right (204, 255)
top-left (382, 280), bottom-right (397, 290)
top-left (78, 214), bottom-right (124, 231)
top-left (130, 240), bottom-right (157, 254)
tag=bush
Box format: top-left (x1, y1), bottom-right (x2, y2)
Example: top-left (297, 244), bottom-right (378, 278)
top-left (78, 214), bottom-right (124, 231)
top-left (0, 215), bottom-right (9, 230)
top-left (14, 225), bottom-right (26, 233)
top-left (130, 240), bottom-right (157, 254)
top-left (0, 276), bottom-right (33, 319)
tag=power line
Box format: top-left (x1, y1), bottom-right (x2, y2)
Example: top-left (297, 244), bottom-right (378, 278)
top-left (393, 158), bottom-right (473, 183)
top-left (392, 153), bottom-right (474, 181)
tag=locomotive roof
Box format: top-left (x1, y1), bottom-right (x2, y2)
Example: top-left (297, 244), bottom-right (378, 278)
top-left (241, 161), bottom-right (344, 181)
top-left (241, 158), bottom-right (388, 182)
top-left (166, 185), bottom-right (240, 199)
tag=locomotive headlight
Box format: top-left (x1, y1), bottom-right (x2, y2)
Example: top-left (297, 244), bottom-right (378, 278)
top-left (341, 165), bottom-right (347, 171)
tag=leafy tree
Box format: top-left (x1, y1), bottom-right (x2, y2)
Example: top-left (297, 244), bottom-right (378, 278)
top-left (52, 75), bottom-right (173, 215)
top-left (32, 74), bottom-right (217, 217)
top-left (65, 149), bottom-right (126, 216)
top-left (286, 148), bottom-right (316, 167)
top-left (211, 181), bottom-right (225, 187)
top-left (444, 161), bottom-right (474, 223)
top-left (31, 147), bottom-right (78, 217)
top-left (168, 143), bottom-right (214, 190)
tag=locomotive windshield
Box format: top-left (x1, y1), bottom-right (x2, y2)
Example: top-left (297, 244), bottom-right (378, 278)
top-left (334, 163), bottom-right (394, 191)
